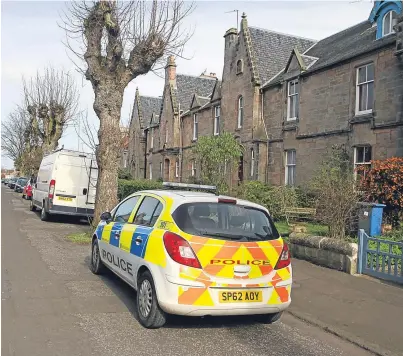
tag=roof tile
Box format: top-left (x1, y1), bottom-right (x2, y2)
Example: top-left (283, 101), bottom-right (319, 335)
top-left (249, 27), bottom-right (316, 84)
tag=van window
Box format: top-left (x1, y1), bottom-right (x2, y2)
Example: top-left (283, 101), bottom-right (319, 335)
top-left (133, 197), bottom-right (162, 227)
top-left (172, 202), bottom-right (279, 241)
top-left (114, 196), bottom-right (140, 223)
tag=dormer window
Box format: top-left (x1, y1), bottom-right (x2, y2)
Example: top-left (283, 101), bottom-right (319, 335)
top-left (236, 59), bottom-right (243, 74)
top-left (382, 10), bottom-right (398, 36)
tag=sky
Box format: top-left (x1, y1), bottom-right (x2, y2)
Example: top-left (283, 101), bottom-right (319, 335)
top-left (1, 0), bottom-right (374, 169)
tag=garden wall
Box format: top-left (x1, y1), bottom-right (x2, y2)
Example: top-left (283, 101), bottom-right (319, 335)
top-left (288, 233), bottom-right (358, 274)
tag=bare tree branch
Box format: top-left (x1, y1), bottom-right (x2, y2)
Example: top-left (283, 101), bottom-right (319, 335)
top-left (22, 66), bottom-right (79, 154)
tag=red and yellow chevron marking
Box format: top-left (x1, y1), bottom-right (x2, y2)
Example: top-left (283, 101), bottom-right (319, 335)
top-left (184, 235), bottom-right (284, 280)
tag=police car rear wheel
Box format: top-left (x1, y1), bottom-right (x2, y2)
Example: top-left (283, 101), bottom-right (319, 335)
top-left (137, 271), bottom-right (166, 329)
top-left (90, 239), bottom-right (106, 275)
top-left (256, 311), bottom-right (283, 324)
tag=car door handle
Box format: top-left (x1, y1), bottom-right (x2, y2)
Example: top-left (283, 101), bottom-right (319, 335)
top-left (135, 237), bottom-right (142, 245)
top-left (114, 231), bottom-right (121, 239)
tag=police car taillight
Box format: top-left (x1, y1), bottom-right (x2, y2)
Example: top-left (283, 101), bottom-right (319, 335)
top-left (163, 231), bottom-right (201, 269)
top-left (49, 179), bottom-right (56, 199)
top-left (274, 242), bottom-right (291, 270)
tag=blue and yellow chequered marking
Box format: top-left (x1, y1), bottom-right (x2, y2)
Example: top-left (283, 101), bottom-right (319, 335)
top-left (110, 223), bottom-right (124, 248)
top-left (96, 224), bottom-right (104, 239)
top-left (130, 226), bottom-right (153, 258)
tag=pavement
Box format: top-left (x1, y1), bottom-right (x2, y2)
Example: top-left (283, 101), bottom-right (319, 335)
top-left (1, 184), bottom-right (401, 356)
top-left (290, 259), bottom-right (403, 356)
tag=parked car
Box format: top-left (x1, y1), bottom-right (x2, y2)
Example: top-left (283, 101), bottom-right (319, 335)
top-left (4, 178), bottom-right (9, 185)
top-left (7, 177), bottom-right (18, 189)
top-left (22, 181), bottom-right (33, 200)
top-left (91, 182), bottom-right (292, 329)
top-left (15, 177), bottom-right (28, 193)
top-left (31, 148), bottom-right (98, 221)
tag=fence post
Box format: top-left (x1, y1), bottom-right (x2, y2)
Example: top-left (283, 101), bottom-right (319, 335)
top-left (357, 229), bottom-right (365, 274)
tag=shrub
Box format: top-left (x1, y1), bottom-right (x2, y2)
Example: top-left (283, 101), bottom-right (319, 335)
top-left (192, 132), bottom-right (243, 194)
top-left (118, 168), bottom-right (133, 180)
top-left (310, 145), bottom-right (360, 239)
top-left (118, 179), bottom-right (163, 200)
top-left (357, 157), bottom-right (403, 227)
top-left (237, 181), bottom-right (298, 221)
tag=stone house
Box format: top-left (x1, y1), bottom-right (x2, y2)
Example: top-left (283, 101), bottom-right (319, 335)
top-left (262, 0), bottom-right (403, 186)
top-left (128, 1), bottom-right (403, 186)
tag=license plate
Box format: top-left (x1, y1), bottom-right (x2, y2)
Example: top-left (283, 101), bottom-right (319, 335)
top-left (58, 196), bottom-right (73, 202)
top-left (219, 290), bottom-right (262, 303)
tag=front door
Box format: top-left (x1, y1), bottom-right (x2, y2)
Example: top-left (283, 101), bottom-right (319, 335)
top-left (99, 195), bottom-right (141, 277)
top-left (122, 195), bottom-right (163, 279)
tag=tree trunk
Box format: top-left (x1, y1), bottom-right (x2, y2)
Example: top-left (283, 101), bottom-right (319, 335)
top-left (92, 83), bottom-right (124, 226)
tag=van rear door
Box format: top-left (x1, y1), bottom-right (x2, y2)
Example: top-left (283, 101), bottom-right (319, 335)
top-left (76, 155), bottom-right (97, 214)
top-left (53, 153), bottom-right (84, 209)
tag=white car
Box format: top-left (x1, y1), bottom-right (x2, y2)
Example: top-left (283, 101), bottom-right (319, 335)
top-left (91, 182), bottom-right (292, 328)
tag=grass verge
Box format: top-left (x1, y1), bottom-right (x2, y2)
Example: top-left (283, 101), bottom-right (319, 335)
top-left (275, 220), bottom-right (329, 236)
top-left (65, 231), bottom-right (92, 245)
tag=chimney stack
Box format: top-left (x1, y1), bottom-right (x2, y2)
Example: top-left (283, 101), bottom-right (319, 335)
top-left (165, 55), bottom-right (177, 83)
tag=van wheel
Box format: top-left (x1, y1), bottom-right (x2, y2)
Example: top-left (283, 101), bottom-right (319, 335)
top-left (256, 311), bottom-right (283, 324)
top-left (29, 200), bottom-right (36, 212)
top-left (137, 271), bottom-right (166, 329)
top-left (40, 207), bottom-right (49, 221)
top-left (90, 239), bottom-right (106, 275)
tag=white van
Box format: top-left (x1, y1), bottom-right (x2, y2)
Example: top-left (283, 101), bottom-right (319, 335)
top-left (31, 149), bottom-right (98, 221)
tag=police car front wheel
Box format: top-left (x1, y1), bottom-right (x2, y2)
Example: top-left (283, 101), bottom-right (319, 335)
top-left (137, 271), bottom-right (166, 329)
top-left (90, 239), bottom-right (106, 275)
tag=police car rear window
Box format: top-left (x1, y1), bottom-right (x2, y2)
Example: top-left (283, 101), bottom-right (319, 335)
top-left (172, 202), bottom-right (279, 241)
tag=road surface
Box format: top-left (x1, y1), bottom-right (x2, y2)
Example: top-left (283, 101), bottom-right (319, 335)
top-left (1, 185), bottom-right (373, 356)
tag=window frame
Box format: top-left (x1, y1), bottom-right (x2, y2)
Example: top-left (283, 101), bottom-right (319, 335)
top-left (236, 59), bottom-right (243, 74)
top-left (354, 146), bottom-right (372, 181)
top-left (165, 121), bottom-right (168, 144)
top-left (237, 96), bottom-right (244, 129)
top-left (112, 195), bottom-right (141, 224)
top-left (150, 128), bottom-right (154, 149)
top-left (191, 160), bottom-right (196, 177)
top-left (250, 149), bottom-right (255, 178)
top-left (175, 160), bottom-right (179, 178)
top-left (214, 105), bottom-right (220, 135)
top-left (285, 149), bottom-right (296, 186)
top-left (159, 162), bottom-right (163, 177)
top-left (193, 113), bottom-right (198, 141)
top-left (382, 10), bottom-right (397, 37)
top-left (133, 195), bottom-right (164, 227)
top-left (355, 63), bottom-right (374, 115)
top-left (287, 79), bottom-right (299, 121)
top-left (149, 163), bottom-right (153, 180)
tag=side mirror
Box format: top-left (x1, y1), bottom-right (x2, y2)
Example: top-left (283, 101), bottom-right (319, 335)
top-left (100, 211), bottom-right (112, 222)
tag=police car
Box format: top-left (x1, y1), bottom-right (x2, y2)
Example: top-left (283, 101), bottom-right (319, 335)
top-left (91, 182), bottom-right (292, 328)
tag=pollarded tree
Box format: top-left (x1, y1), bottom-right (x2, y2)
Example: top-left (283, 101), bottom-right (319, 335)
top-left (23, 67), bottom-right (79, 155)
top-left (61, 0), bottom-right (194, 224)
top-left (1, 108), bottom-right (30, 167)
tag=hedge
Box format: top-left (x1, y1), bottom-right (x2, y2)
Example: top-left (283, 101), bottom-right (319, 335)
top-left (118, 179), bottom-right (163, 201)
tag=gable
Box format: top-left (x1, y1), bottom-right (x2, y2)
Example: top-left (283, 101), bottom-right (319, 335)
top-left (210, 80), bottom-right (222, 102)
top-left (248, 26), bottom-right (316, 84)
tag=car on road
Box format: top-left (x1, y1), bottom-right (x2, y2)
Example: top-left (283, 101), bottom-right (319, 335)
top-left (22, 180), bottom-right (33, 200)
top-left (90, 182), bottom-right (292, 329)
top-left (7, 177), bottom-right (18, 189)
top-left (14, 177), bottom-right (28, 193)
